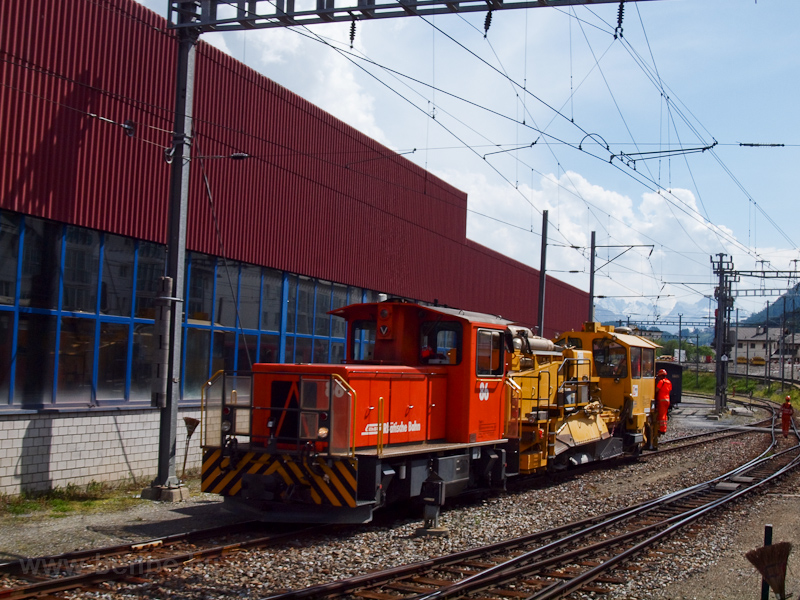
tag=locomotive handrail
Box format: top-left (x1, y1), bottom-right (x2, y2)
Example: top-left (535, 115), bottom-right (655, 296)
top-left (504, 377), bottom-right (523, 440)
top-left (330, 373), bottom-right (357, 457)
top-left (378, 396), bottom-right (385, 457)
top-left (200, 370), bottom-right (226, 449)
top-left (539, 369), bottom-right (551, 405)
top-left (504, 377), bottom-right (522, 393)
top-left (555, 357), bottom-right (593, 407)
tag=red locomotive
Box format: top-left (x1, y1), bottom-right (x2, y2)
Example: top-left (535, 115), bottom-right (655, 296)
top-left (201, 300), bottom-right (659, 525)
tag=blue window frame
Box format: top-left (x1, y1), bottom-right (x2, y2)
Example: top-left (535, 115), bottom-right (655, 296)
top-left (0, 211), bottom-right (378, 410)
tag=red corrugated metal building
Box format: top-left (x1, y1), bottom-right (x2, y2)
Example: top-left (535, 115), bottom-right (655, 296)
top-left (0, 0), bottom-right (589, 409)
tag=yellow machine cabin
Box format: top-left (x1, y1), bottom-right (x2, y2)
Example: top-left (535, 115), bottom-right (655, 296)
top-left (504, 323), bottom-right (659, 476)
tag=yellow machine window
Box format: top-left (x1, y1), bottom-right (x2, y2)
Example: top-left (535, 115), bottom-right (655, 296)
top-left (593, 338), bottom-right (627, 378)
top-left (642, 348), bottom-right (655, 377)
top-left (555, 336), bottom-right (583, 349)
top-left (630, 347), bottom-right (642, 379)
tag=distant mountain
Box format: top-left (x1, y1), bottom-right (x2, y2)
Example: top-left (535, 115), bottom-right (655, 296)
top-left (594, 297), bottom-right (713, 332)
top-left (743, 284), bottom-right (800, 328)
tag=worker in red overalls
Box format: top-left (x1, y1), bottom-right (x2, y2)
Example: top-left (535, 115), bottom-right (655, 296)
top-left (781, 396), bottom-right (794, 439)
top-left (655, 369), bottom-right (672, 434)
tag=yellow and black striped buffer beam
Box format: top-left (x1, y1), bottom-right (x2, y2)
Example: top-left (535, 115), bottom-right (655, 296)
top-left (201, 449), bottom-right (359, 508)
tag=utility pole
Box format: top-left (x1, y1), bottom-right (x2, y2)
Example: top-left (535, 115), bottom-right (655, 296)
top-left (588, 231), bottom-right (596, 324)
top-left (711, 253), bottom-right (733, 414)
top-left (537, 210), bottom-right (548, 336)
top-left (782, 297), bottom-right (787, 391)
top-left (695, 332), bottom-right (699, 387)
top-left (765, 302), bottom-right (770, 387)
top-left (142, 6), bottom-right (200, 502)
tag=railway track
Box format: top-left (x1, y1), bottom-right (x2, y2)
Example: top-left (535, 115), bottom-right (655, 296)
top-left (0, 522), bottom-right (326, 599)
top-left (0, 396), bottom-right (783, 600)
top-left (654, 394), bottom-right (776, 454)
top-left (265, 431), bottom-right (797, 599)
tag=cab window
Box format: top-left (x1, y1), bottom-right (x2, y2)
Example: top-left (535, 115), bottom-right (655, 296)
top-left (476, 329), bottom-right (504, 377)
top-left (592, 338), bottom-right (627, 378)
top-left (351, 320), bottom-right (375, 361)
top-left (556, 336), bottom-right (583, 349)
top-left (420, 321), bottom-right (461, 365)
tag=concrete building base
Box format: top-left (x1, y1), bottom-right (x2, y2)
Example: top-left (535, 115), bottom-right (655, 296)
top-left (0, 407), bottom-right (202, 497)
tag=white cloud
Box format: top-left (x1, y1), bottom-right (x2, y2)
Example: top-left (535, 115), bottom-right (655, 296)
top-left (451, 167), bottom-right (768, 320)
top-left (308, 52), bottom-right (388, 145)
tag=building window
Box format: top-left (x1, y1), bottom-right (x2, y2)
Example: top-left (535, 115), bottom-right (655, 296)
top-left (101, 234), bottom-right (134, 317)
top-left (0, 214), bottom-right (20, 306)
top-left (130, 323), bottom-right (154, 402)
top-left (62, 227), bottom-right (99, 313)
top-left (0, 211), bottom-right (378, 408)
top-left (20, 219), bottom-right (61, 310)
top-left (135, 241), bottom-right (166, 319)
top-left (184, 328), bottom-right (211, 399)
top-left (187, 253), bottom-right (214, 324)
top-left (96, 322), bottom-right (129, 401)
top-left (315, 281), bottom-right (332, 337)
top-left (238, 264), bottom-right (260, 330)
top-left (261, 269), bottom-right (282, 332)
top-left (296, 277), bottom-right (315, 335)
top-left (214, 262), bottom-right (238, 328)
top-left (14, 313), bottom-right (57, 405)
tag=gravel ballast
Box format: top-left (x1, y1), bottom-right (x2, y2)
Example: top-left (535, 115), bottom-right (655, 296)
top-left (2, 401), bottom-right (799, 599)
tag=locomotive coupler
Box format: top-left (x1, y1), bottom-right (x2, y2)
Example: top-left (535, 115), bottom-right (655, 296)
top-left (221, 436), bottom-right (239, 471)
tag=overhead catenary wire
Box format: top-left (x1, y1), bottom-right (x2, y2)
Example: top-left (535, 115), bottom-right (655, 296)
top-left (189, 18), bottom-right (756, 310)
top-left (193, 9), bottom-right (782, 271)
top-left (281, 15), bottom-right (765, 265)
top-left (12, 0), bottom-right (792, 318)
top-left (169, 0), bottom-right (792, 272)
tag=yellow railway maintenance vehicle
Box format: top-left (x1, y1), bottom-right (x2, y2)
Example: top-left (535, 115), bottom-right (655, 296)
top-left (505, 322), bottom-right (661, 475)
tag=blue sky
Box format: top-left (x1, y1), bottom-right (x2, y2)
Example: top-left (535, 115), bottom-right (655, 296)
top-left (136, 0), bottom-right (800, 323)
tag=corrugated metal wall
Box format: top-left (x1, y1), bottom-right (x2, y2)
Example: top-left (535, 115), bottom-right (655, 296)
top-left (0, 0), bottom-right (175, 240)
top-left (0, 0), bottom-right (588, 334)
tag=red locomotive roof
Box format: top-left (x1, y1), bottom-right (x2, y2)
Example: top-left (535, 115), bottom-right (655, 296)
top-left (330, 301), bottom-right (513, 328)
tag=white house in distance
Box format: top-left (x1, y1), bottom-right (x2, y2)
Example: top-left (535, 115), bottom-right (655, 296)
top-left (733, 326), bottom-right (800, 364)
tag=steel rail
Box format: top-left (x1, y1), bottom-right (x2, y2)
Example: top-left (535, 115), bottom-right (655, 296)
top-left (0, 520), bottom-right (264, 577)
top-left (404, 444), bottom-right (800, 600)
top-left (266, 420), bottom-right (791, 600)
top-left (0, 526), bottom-right (324, 599)
top-left (531, 449), bottom-right (800, 599)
